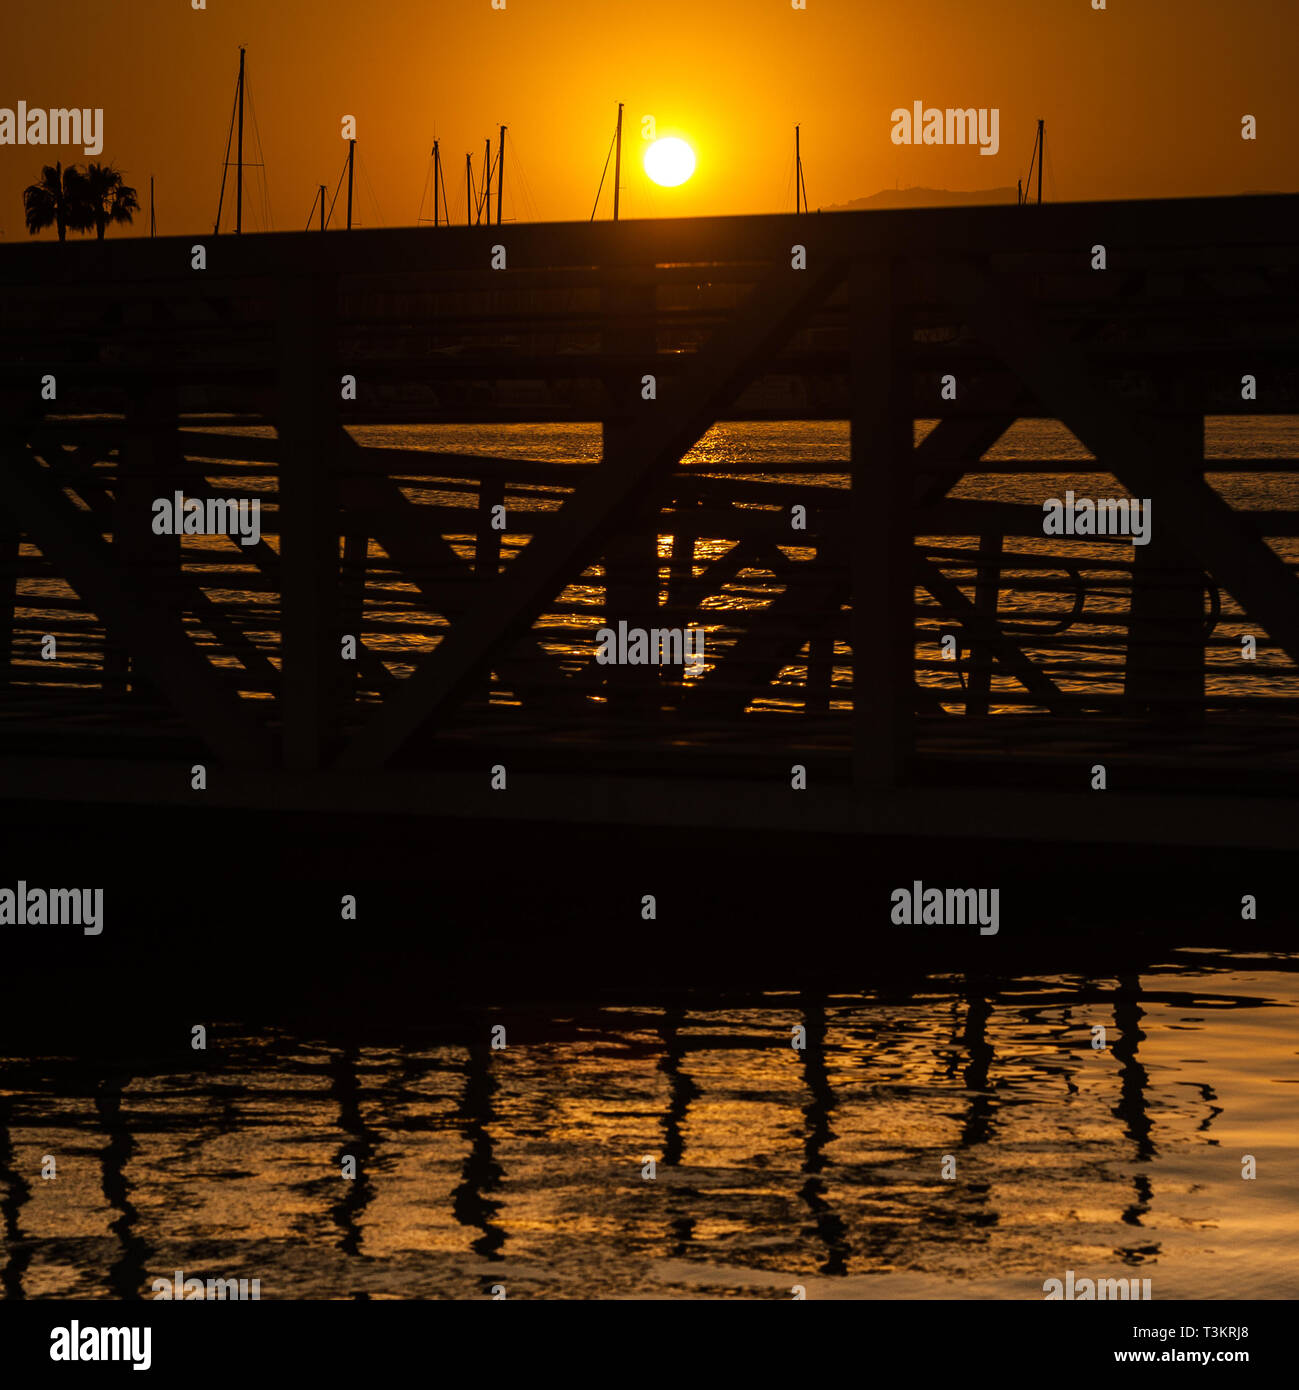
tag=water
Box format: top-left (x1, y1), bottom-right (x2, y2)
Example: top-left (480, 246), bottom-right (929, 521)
top-left (339, 416), bottom-right (1299, 703)
top-left (7, 418), bottom-right (1297, 1301)
top-left (18, 415), bottom-right (1299, 705)
top-left (3, 952), bottom-right (1296, 1300)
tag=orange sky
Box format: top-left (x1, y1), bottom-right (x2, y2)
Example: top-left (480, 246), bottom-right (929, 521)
top-left (1, 0), bottom-right (1295, 239)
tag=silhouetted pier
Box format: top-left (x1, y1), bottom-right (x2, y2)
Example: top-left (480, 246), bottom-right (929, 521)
top-left (2, 195), bottom-right (1298, 853)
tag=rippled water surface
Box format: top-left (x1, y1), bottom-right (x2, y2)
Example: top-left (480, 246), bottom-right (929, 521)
top-left (3, 951), bottom-right (1296, 1300)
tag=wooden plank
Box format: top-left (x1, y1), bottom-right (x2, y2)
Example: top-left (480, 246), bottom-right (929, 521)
top-left (916, 554), bottom-right (1063, 709)
top-left (2, 195), bottom-right (1296, 290)
top-left (601, 273), bottom-right (664, 714)
top-left (342, 456), bottom-right (578, 710)
top-left (967, 532), bottom-right (1003, 717)
top-left (691, 544), bottom-right (842, 720)
top-left (0, 512), bottom-right (15, 690)
top-left (5, 754), bottom-right (1299, 851)
top-left (851, 256), bottom-right (913, 788)
top-left (112, 382), bottom-right (182, 699)
top-left (336, 254), bottom-right (847, 768)
top-left (1125, 416), bottom-right (1207, 719)
top-left (0, 441), bottom-right (267, 764)
top-left (276, 277), bottom-right (339, 770)
top-left (956, 261), bottom-right (1299, 671)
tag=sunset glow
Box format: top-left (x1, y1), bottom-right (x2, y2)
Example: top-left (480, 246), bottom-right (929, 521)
top-left (643, 136), bottom-right (695, 188)
top-left (3, 0), bottom-right (1299, 1359)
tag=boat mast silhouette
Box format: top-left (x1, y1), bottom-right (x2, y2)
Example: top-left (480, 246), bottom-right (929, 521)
top-left (497, 124), bottom-right (506, 226)
top-left (1020, 118), bottom-right (1045, 205)
top-left (214, 47), bottom-right (247, 234)
top-left (214, 47), bottom-right (269, 232)
top-left (591, 103), bottom-right (623, 221)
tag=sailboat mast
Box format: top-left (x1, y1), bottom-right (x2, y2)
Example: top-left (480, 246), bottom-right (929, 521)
top-left (613, 103), bottom-right (623, 222)
top-left (150, 175), bottom-right (155, 236)
top-left (320, 184), bottom-right (326, 231)
top-left (1037, 118), bottom-right (1044, 205)
top-left (433, 141), bottom-right (440, 227)
top-left (346, 138), bottom-right (355, 229)
top-left (795, 125), bottom-right (801, 214)
top-left (235, 46), bottom-right (245, 234)
top-left (497, 124), bottom-right (506, 225)
top-left (484, 137), bottom-right (491, 223)
top-left (466, 153), bottom-right (472, 227)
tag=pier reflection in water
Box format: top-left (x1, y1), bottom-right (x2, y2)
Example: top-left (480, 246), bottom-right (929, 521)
top-left (1, 952), bottom-right (1296, 1300)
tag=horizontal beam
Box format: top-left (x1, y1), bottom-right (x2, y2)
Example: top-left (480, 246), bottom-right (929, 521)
top-left (3, 755), bottom-right (1299, 851)
top-left (336, 256), bottom-right (848, 768)
top-left (2, 194), bottom-right (1296, 288)
top-left (0, 443), bottom-right (269, 764)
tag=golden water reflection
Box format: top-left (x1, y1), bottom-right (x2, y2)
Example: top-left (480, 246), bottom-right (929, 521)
top-left (2, 956), bottom-right (1296, 1300)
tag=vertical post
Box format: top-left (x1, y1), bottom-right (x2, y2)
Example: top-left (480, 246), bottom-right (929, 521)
top-left (0, 513), bottom-right (17, 692)
top-left (474, 474), bottom-right (505, 706)
top-left (346, 139), bottom-right (355, 230)
top-left (433, 142), bottom-right (440, 227)
top-left (601, 269), bottom-right (659, 713)
top-left (850, 255), bottom-right (913, 788)
top-left (1125, 415), bottom-right (1205, 723)
top-left (666, 499), bottom-right (695, 609)
top-left (613, 103), bottom-right (623, 223)
top-left (476, 475), bottom-right (504, 583)
top-left (339, 531), bottom-right (366, 710)
top-left (466, 154), bottom-right (472, 228)
top-left (235, 47), bottom-right (245, 235)
top-left (795, 126), bottom-right (801, 214)
top-left (319, 184), bottom-right (326, 231)
top-left (805, 520), bottom-right (841, 717)
top-left (484, 138), bottom-right (491, 224)
top-left (497, 124), bottom-right (506, 225)
top-left (114, 379), bottom-right (181, 700)
top-left (967, 532), bottom-right (1002, 716)
top-left (277, 276), bottom-right (340, 769)
top-left (1036, 119), bottom-right (1044, 206)
top-left (805, 630), bottom-right (832, 715)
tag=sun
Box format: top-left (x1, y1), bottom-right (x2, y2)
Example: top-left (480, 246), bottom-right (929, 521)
top-left (644, 137), bottom-right (696, 188)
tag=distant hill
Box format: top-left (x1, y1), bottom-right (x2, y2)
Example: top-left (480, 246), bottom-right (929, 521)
top-left (821, 187), bottom-right (1292, 212)
top-left (821, 187), bottom-right (1018, 212)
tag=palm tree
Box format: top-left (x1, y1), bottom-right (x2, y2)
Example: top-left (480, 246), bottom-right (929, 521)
top-left (22, 162), bottom-right (91, 241)
top-left (82, 163), bottom-right (140, 239)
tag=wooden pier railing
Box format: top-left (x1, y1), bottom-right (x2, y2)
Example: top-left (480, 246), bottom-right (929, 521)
top-left (1, 196), bottom-right (1297, 847)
